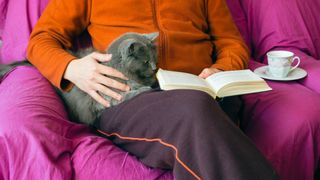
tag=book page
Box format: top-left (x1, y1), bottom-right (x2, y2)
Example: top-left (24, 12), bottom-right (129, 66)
top-left (205, 70), bottom-right (263, 93)
top-left (156, 69), bottom-right (217, 98)
top-left (157, 69), bottom-right (208, 88)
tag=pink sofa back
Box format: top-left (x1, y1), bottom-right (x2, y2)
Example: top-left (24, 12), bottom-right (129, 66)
top-left (226, 0), bottom-right (320, 61)
top-left (0, 0), bottom-right (49, 63)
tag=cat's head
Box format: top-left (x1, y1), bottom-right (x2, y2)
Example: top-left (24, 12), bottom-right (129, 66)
top-left (118, 32), bottom-right (159, 85)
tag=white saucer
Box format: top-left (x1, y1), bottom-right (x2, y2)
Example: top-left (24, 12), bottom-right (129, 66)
top-left (254, 66), bottom-right (307, 81)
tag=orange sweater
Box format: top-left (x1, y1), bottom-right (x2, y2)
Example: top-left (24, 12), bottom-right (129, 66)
top-left (27, 0), bottom-right (249, 90)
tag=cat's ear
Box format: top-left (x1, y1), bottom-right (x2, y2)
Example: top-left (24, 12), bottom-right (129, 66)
top-left (119, 39), bottom-right (142, 57)
top-left (128, 42), bottom-right (138, 55)
top-left (144, 32), bottom-right (159, 42)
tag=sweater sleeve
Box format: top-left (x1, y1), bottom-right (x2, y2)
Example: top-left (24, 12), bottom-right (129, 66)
top-left (27, 0), bottom-right (91, 90)
top-left (207, 0), bottom-right (249, 71)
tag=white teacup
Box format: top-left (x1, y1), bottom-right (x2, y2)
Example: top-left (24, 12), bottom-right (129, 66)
top-left (267, 50), bottom-right (300, 78)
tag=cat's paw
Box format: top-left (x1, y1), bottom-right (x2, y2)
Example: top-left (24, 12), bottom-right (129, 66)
top-left (138, 86), bottom-right (152, 92)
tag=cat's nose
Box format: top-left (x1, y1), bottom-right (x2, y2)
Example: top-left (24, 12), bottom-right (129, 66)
top-left (151, 63), bottom-right (157, 70)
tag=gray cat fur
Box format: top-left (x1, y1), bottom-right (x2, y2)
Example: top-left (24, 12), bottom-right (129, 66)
top-left (63, 32), bottom-right (159, 125)
top-left (0, 32), bottom-right (159, 125)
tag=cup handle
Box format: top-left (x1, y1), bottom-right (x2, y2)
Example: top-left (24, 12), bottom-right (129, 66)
top-left (290, 56), bottom-right (300, 71)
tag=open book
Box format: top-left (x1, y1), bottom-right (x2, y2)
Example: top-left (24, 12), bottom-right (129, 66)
top-left (156, 69), bottom-right (272, 99)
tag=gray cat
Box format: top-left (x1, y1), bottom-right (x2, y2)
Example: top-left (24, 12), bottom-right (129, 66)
top-left (0, 32), bottom-right (159, 125)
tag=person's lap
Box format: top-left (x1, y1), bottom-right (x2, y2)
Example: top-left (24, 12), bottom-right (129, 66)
top-left (97, 87), bottom-right (281, 179)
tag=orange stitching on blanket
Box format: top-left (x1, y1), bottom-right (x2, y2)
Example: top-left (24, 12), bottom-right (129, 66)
top-left (97, 130), bottom-right (201, 180)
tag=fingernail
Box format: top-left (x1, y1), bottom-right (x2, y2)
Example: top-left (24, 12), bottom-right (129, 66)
top-left (117, 95), bottom-right (122, 101)
top-left (126, 86), bottom-right (130, 91)
top-left (106, 54), bottom-right (112, 59)
top-left (105, 102), bottom-right (110, 107)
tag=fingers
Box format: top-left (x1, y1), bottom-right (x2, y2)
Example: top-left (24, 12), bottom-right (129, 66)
top-left (94, 83), bottom-right (122, 101)
top-left (95, 74), bottom-right (130, 92)
top-left (88, 90), bottom-right (110, 107)
top-left (199, 68), bottom-right (222, 78)
top-left (87, 81), bottom-right (124, 107)
top-left (199, 69), bottom-right (210, 78)
top-left (97, 64), bottom-right (129, 80)
top-left (81, 52), bottom-right (130, 107)
top-left (91, 52), bottom-right (112, 62)
top-left (90, 73), bottom-right (129, 107)
top-left (90, 52), bottom-right (128, 80)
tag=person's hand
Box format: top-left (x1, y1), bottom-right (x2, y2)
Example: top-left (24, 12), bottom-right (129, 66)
top-left (64, 52), bottom-right (130, 107)
top-left (198, 67), bottom-right (222, 79)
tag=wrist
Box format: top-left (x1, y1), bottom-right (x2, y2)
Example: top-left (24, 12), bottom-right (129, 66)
top-left (63, 59), bottom-right (78, 82)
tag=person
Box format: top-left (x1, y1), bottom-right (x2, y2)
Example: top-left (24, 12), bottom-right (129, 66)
top-left (24, 0), bottom-right (279, 179)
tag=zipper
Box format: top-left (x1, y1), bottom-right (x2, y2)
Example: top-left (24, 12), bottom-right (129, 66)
top-left (151, 0), bottom-right (166, 67)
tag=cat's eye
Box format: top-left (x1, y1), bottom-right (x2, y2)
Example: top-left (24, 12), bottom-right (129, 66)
top-left (138, 48), bottom-right (145, 53)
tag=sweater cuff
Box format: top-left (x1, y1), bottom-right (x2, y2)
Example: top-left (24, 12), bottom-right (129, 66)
top-left (211, 57), bottom-right (236, 71)
top-left (53, 55), bottom-right (76, 91)
top-left (211, 63), bottom-right (232, 71)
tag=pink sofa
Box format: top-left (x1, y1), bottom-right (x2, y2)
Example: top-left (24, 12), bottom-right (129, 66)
top-left (1, 0), bottom-right (319, 179)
